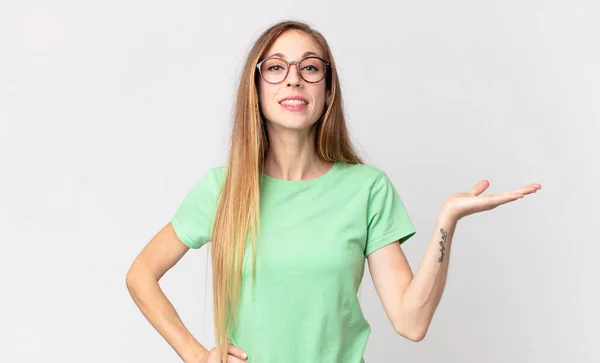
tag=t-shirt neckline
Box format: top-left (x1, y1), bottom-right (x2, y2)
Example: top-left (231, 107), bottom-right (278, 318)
top-left (261, 161), bottom-right (339, 187)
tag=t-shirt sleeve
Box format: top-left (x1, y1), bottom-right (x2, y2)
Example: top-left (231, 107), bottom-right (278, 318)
top-left (171, 168), bottom-right (224, 249)
top-left (364, 171), bottom-right (416, 257)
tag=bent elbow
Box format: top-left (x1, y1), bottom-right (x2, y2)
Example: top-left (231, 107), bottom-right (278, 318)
top-left (125, 265), bottom-right (147, 291)
top-left (125, 269), bottom-right (137, 293)
top-left (395, 325), bottom-right (428, 343)
top-left (408, 330), bottom-right (426, 342)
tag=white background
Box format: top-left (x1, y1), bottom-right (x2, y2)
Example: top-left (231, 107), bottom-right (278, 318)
top-left (1, 0), bottom-right (598, 362)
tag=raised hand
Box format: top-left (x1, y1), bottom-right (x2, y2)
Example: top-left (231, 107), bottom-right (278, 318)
top-left (442, 179), bottom-right (541, 221)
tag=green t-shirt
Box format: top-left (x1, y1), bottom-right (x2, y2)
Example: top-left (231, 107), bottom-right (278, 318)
top-left (171, 161), bottom-right (416, 363)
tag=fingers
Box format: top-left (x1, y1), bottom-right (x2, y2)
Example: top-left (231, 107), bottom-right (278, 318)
top-left (512, 184), bottom-right (541, 195)
top-left (502, 184), bottom-right (542, 196)
top-left (484, 193), bottom-right (518, 207)
top-left (227, 344), bottom-right (248, 362)
top-left (481, 182), bottom-right (541, 198)
top-left (226, 354), bottom-right (248, 363)
top-left (226, 356), bottom-right (248, 363)
top-left (492, 185), bottom-right (541, 204)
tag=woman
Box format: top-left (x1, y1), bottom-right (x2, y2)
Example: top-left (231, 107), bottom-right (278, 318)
top-left (126, 20), bottom-right (541, 363)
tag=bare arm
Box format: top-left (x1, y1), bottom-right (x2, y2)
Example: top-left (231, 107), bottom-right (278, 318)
top-left (368, 180), bottom-right (540, 342)
top-left (368, 211), bottom-right (456, 342)
top-left (394, 212), bottom-right (457, 340)
top-left (125, 222), bottom-right (207, 362)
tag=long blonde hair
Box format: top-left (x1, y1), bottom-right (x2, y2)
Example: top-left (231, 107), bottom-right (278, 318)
top-left (210, 20), bottom-right (363, 361)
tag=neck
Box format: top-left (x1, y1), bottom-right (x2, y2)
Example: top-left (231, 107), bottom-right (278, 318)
top-left (263, 124), bottom-right (332, 181)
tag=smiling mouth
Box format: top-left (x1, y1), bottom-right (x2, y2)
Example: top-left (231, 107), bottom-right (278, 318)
top-left (280, 99), bottom-right (308, 106)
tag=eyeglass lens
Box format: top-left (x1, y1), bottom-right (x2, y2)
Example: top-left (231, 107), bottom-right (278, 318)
top-left (260, 57), bottom-right (326, 83)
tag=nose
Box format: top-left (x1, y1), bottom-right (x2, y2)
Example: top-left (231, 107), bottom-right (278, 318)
top-left (285, 62), bottom-right (303, 87)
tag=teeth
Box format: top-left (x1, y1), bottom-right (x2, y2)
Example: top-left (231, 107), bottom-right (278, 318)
top-left (281, 99), bottom-right (307, 106)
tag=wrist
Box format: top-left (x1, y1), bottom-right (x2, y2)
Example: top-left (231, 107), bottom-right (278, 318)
top-left (438, 203), bottom-right (460, 226)
top-left (185, 349), bottom-right (209, 363)
top-left (197, 350), bottom-right (211, 363)
top-left (182, 345), bottom-right (209, 363)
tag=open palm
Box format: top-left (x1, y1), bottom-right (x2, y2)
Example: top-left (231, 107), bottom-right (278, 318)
top-left (443, 180), bottom-right (542, 221)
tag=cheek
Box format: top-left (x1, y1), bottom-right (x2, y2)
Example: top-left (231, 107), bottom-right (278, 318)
top-left (259, 83), bottom-right (278, 106)
top-left (312, 87), bottom-right (328, 109)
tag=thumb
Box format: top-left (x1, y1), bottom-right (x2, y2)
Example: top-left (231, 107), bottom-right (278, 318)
top-left (468, 179), bottom-right (490, 196)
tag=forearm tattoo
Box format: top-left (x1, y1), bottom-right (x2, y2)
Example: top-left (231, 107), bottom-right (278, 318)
top-left (438, 228), bottom-right (448, 263)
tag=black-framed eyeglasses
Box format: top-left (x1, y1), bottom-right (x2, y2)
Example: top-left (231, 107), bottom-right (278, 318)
top-left (256, 56), bottom-right (331, 84)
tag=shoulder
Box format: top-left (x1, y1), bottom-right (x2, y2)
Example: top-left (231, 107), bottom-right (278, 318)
top-left (336, 162), bottom-right (388, 186)
top-left (182, 166), bottom-right (227, 200)
top-left (204, 166), bottom-right (227, 184)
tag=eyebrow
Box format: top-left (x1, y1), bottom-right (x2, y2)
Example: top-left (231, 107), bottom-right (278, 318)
top-left (265, 51), bottom-right (321, 59)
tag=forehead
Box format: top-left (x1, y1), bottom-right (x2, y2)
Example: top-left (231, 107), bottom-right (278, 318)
top-left (265, 30), bottom-right (323, 59)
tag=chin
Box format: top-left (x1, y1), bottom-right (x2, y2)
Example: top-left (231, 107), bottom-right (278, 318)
top-left (270, 118), bottom-right (318, 131)
top-left (265, 112), bottom-right (319, 131)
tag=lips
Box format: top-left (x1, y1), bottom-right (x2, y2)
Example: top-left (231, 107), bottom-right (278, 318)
top-left (279, 96), bottom-right (308, 111)
top-left (279, 96), bottom-right (308, 105)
